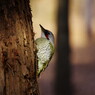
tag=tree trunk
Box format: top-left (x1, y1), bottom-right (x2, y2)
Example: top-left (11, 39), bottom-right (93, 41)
top-left (0, 0), bottom-right (39, 95)
top-left (55, 0), bottom-right (72, 95)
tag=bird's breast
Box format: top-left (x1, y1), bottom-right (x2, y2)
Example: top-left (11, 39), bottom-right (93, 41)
top-left (36, 38), bottom-right (52, 63)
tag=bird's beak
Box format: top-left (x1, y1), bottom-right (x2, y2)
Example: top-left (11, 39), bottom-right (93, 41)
top-left (39, 24), bottom-right (46, 33)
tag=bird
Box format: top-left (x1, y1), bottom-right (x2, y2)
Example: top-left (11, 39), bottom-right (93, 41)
top-left (35, 24), bottom-right (55, 77)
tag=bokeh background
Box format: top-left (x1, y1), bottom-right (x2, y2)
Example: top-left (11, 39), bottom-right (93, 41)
top-left (30, 0), bottom-right (95, 95)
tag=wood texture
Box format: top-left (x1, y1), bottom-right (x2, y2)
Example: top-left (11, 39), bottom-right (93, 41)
top-left (0, 0), bottom-right (39, 95)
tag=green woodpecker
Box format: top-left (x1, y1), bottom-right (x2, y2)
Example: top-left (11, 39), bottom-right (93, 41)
top-left (35, 25), bottom-right (55, 77)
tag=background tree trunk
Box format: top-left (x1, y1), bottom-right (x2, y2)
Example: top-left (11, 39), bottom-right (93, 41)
top-left (0, 0), bottom-right (39, 95)
top-left (55, 0), bottom-right (72, 95)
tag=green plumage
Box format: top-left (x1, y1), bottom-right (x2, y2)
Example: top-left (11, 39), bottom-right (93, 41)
top-left (35, 38), bottom-right (54, 77)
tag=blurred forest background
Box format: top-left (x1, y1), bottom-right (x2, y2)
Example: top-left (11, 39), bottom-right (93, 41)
top-left (30, 0), bottom-right (95, 95)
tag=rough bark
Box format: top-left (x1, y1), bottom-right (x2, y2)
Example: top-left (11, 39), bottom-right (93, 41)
top-left (0, 0), bottom-right (39, 95)
top-left (56, 0), bottom-right (72, 95)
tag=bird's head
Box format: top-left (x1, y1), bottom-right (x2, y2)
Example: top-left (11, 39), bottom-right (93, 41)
top-left (39, 24), bottom-right (54, 45)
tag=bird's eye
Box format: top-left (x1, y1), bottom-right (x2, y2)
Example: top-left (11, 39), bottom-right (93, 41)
top-left (45, 30), bottom-right (50, 35)
top-left (48, 32), bottom-right (50, 35)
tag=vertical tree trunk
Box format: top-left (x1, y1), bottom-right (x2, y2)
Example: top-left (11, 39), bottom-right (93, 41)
top-left (56, 0), bottom-right (72, 95)
top-left (0, 0), bottom-right (39, 95)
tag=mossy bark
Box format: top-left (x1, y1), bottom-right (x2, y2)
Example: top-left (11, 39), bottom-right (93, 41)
top-left (0, 0), bottom-right (39, 95)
